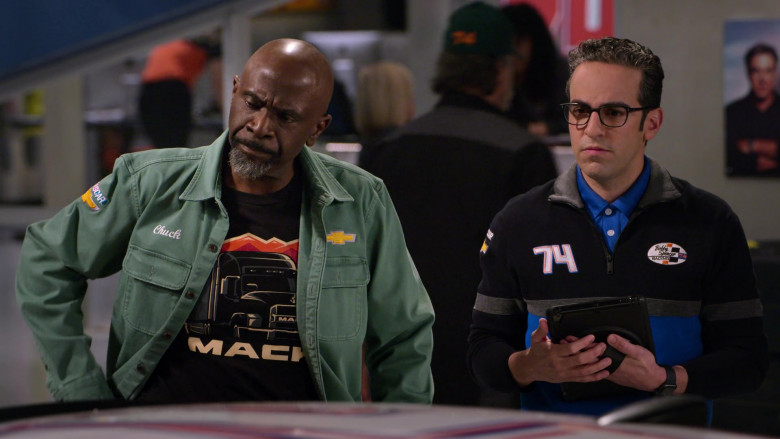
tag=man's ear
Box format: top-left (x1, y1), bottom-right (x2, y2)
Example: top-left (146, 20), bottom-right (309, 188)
top-left (642, 107), bottom-right (663, 142)
top-left (306, 114), bottom-right (333, 146)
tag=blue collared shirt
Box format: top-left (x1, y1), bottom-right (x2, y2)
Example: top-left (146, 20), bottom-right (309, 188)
top-left (576, 158), bottom-right (651, 252)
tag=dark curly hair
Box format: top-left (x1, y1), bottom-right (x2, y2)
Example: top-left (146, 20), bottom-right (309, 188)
top-left (567, 37), bottom-right (664, 110)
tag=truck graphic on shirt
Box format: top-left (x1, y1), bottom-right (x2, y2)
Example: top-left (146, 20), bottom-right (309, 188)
top-left (185, 251), bottom-right (298, 342)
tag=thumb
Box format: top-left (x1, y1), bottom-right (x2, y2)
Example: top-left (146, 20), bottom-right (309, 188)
top-left (607, 333), bottom-right (634, 354)
top-left (531, 318), bottom-right (549, 344)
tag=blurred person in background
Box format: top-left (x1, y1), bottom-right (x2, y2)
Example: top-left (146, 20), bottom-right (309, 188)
top-left (502, 3), bottom-right (569, 137)
top-left (726, 42), bottom-right (780, 175)
top-left (364, 1), bottom-right (557, 407)
top-left (355, 61), bottom-right (415, 168)
top-left (138, 32), bottom-right (222, 149)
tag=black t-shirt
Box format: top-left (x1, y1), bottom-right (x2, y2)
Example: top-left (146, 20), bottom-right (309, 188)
top-left (137, 170), bottom-right (319, 402)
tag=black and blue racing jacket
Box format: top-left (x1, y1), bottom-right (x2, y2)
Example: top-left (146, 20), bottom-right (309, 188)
top-left (468, 157), bottom-right (768, 415)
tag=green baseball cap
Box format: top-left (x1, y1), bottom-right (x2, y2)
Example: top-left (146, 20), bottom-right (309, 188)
top-left (443, 1), bottom-right (515, 57)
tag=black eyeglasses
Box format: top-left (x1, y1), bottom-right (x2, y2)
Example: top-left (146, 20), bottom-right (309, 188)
top-left (560, 103), bottom-right (653, 128)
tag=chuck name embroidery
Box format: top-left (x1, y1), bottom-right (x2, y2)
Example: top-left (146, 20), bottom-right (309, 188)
top-left (154, 224), bottom-right (182, 240)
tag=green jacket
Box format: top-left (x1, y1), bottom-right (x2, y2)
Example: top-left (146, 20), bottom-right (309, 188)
top-left (16, 132), bottom-right (434, 403)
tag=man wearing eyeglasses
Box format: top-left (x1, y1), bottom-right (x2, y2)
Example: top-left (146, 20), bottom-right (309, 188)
top-left (468, 37), bottom-right (768, 416)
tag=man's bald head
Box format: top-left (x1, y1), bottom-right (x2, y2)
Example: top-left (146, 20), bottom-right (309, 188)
top-left (227, 38), bottom-right (334, 192)
top-left (243, 38), bottom-right (334, 115)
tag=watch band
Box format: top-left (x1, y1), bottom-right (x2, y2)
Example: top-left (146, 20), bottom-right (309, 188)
top-left (654, 365), bottom-right (677, 396)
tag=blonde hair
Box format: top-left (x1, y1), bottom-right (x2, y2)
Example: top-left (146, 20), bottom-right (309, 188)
top-left (355, 61), bottom-right (414, 136)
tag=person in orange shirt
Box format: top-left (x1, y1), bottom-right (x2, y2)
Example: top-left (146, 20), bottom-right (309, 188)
top-left (138, 34), bottom-right (221, 149)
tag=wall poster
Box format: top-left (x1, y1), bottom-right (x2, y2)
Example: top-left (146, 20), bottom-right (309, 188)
top-left (724, 20), bottom-right (780, 176)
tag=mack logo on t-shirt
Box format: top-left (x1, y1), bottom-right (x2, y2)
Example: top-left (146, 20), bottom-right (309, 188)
top-left (647, 242), bottom-right (687, 265)
top-left (187, 337), bottom-right (303, 362)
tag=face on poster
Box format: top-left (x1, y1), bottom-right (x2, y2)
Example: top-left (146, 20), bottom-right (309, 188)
top-left (724, 20), bottom-right (780, 177)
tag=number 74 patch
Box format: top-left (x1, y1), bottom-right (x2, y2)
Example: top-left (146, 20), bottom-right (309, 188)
top-left (533, 244), bottom-right (579, 274)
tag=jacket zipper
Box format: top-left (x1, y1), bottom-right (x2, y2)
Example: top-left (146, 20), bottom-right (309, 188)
top-left (566, 203), bottom-right (618, 275)
top-left (604, 246), bottom-right (614, 274)
top-left (597, 206), bottom-right (648, 275)
top-left (572, 206), bottom-right (617, 275)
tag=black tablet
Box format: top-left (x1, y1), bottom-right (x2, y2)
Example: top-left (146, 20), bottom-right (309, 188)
top-left (546, 295), bottom-right (655, 401)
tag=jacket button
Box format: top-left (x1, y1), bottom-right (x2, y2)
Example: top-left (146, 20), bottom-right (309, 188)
top-left (136, 365), bottom-right (146, 374)
top-left (185, 290), bottom-right (195, 299)
top-left (163, 332), bottom-right (172, 339)
top-left (208, 243), bottom-right (218, 252)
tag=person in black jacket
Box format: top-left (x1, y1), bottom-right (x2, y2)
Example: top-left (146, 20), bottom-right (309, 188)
top-left (469, 36), bottom-right (768, 417)
top-left (363, 1), bottom-right (557, 407)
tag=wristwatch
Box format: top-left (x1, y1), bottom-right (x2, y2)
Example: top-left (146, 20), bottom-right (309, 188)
top-left (654, 365), bottom-right (677, 396)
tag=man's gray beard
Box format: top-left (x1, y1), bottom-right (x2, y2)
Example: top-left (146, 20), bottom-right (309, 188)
top-left (228, 146), bottom-right (273, 180)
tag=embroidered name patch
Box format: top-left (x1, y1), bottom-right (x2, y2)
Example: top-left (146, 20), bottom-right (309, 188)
top-left (647, 243), bottom-right (687, 265)
top-left (154, 224), bottom-right (182, 240)
top-left (326, 231), bottom-right (356, 245)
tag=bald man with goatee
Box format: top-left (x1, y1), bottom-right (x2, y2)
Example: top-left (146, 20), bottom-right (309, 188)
top-left (16, 39), bottom-right (434, 406)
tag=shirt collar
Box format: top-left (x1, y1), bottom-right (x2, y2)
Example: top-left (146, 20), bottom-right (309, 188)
top-left (576, 157), bottom-right (651, 218)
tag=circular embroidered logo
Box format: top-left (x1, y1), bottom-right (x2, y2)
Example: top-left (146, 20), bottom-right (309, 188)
top-left (647, 243), bottom-right (687, 265)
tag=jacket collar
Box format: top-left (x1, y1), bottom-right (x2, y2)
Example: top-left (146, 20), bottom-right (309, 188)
top-left (549, 156), bottom-right (681, 209)
top-left (180, 131), bottom-right (228, 201)
top-left (179, 131), bottom-right (353, 204)
top-left (298, 146), bottom-right (353, 204)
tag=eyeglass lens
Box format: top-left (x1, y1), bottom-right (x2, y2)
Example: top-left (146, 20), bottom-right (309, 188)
top-left (564, 104), bottom-right (629, 127)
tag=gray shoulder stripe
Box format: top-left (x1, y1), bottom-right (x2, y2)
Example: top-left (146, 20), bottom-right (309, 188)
top-left (526, 297), bottom-right (702, 318)
top-left (703, 299), bottom-right (764, 321)
top-left (474, 294), bottom-right (524, 315)
top-left (645, 299), bottom-right (701, 317)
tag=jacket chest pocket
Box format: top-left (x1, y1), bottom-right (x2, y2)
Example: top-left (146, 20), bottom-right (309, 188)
top-left (120, 244), bottom-right (191, 335)
top-left (317, 257), bottom-right (369, 340)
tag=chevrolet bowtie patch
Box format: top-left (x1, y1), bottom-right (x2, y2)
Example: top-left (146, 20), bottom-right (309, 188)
top-left (327, 231), bottom-right (356, 245)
